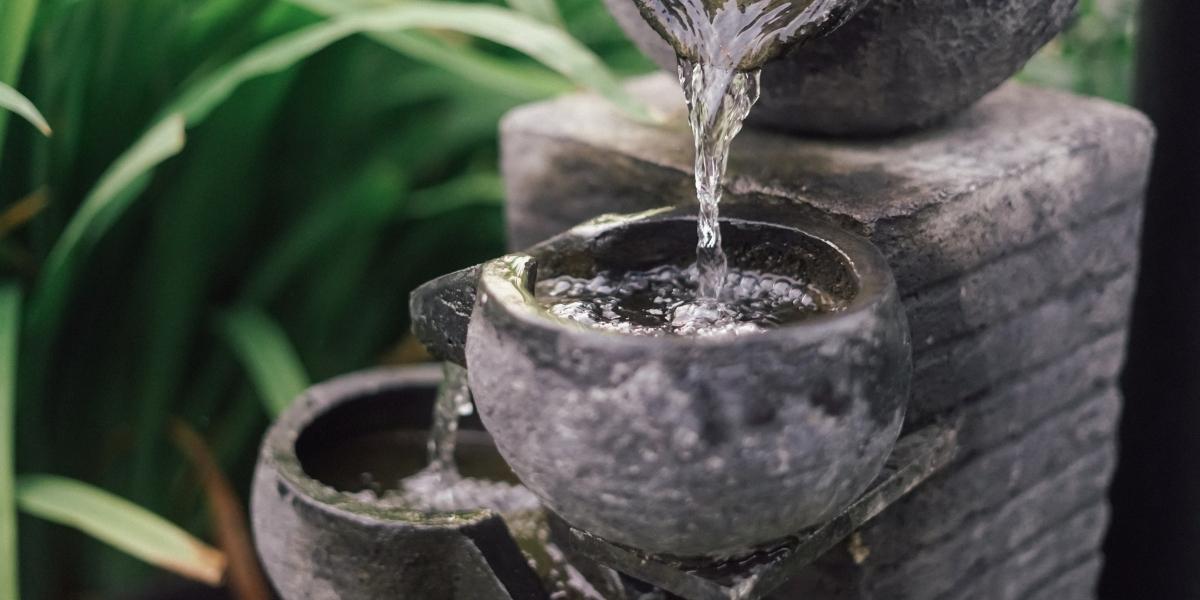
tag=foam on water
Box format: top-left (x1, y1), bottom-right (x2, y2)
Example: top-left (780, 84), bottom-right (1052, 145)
top-left (537, 264), bottom-right (838, 337)
top-left (384, 363), bottom-right (541, 514)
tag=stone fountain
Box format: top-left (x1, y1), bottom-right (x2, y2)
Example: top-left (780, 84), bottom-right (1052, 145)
top-left (250, 1), bottom-right (1152, 598)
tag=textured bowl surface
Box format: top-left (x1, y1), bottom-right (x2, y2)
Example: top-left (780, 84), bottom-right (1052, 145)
top-left (250, 366), bottom-right (541, 600)
top-left (464, 206), bottom-right (912, 556)
top-left (606, 0), bottom-right (1078, 135)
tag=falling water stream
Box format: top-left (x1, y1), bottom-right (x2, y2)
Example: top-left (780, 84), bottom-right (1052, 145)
top-left (640, 0), bottom-right (842, 303)
top-left (393, 2), bottom-right (851, 594)
top-left (389, 363), bottom-right (539, 514)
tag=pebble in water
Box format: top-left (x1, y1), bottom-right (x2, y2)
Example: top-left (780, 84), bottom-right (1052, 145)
top-left (537, 264), bottom-right (839, 337)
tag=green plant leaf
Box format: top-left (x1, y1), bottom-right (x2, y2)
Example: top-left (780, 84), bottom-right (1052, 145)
top-left (0, 283), bottom-right (20, 600)
top-left (404, 172), bottom-right (505, 219)
top-left (26, 1), bottom-right (653, 355)
top-left (14, 474), bottom-right (226, 585)
top-left (24, 115), bottom-right (185, 342)
top-left (506, 0), bottom-right (564, 26)
top-left (0, 82), bottom-right (50, 136)
top-left (217, 308), bottom-right (310, 417)
top-left (0, 0), bottom-right (40, 154)
top-left (282, 1), bottom-right (651, 120)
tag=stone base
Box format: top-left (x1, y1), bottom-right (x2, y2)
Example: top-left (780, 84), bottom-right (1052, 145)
top-left (499, 75), bottom-right (1153, 599)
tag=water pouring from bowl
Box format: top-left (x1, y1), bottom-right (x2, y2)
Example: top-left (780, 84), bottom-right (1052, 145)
top-left (625, 0), bottom-right (872, 312)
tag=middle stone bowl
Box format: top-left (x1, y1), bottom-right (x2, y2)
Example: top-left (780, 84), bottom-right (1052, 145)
top-left (411, 205), bottom-right (911, 557)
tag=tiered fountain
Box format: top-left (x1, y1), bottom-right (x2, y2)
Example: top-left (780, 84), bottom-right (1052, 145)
top-left (250, 1), bottom-right (1153, 598)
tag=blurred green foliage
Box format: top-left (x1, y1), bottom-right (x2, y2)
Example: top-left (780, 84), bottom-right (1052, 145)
top-left (1022, 0), bottom-right (1140, 103)
top-left (0, 0), bottom-right (650, 597)
top-left (0, 0), bottom-right (1136, 597)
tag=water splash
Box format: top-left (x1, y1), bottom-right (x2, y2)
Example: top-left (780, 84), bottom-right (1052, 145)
top-left (634, 0), bottom-right (845, 70)
top-left (388, 363), bottom-right (541, 515)
top-left (636, 0), bottom-right (842, 304)
top-left (537, 264), bottom-right (837, 337)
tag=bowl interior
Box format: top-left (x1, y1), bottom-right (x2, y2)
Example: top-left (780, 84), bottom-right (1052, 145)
top-left (534, 217), bottom-right (860, 308)
top-left (294, 383), bottom-right (519, 494)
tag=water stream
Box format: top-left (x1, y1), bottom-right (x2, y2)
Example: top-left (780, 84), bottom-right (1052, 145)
top-left (638, 0), bottom-right (837, 304)
top-left (389, 363), bottom-right (540, 514)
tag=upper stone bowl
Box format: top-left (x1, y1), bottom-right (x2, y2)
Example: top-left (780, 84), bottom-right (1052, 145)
top-left (606, 0), bottom-right (1079, 136)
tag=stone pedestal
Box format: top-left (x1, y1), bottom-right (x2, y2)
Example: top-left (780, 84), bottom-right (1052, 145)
top-left (499, 75), bottom-right (1153, 599)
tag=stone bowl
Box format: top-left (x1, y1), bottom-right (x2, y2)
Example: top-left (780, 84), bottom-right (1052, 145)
top-left (605, 0), bottom-right (1078, 135)
top-left (250, 366), bottom-right (545, 600)
top-left (410, 205), bottom-right (912, 557)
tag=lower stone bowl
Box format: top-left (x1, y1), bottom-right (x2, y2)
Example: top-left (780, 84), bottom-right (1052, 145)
top-left (411, 205), bottom-right (912, 557)
top-left (250, 366), bottom-right (545, 600)
top-left (605, 0), bottom-right (1077, 136)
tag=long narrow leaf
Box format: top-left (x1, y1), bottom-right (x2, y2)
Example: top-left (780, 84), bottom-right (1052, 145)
top-left (0, 283), bottom-right (20, 600)
top-left (15, 475), bottom-right (226, 585)
top-left (0, 0), bottom-right (40, 154)
top-left (0, 82), bottom-right (50, 136)
top-left (26, 2), bottom-right (652, 357)
top-left (404, 172), bottom-right (505, 219)
top-left (24, 115), bottom-right (185, 340)
top-left (217, 308), bottom-right (310, 417)
top-left (279, 1), bottom-right (650, 120)
top-left (506, 0), bottom-right (563, 26)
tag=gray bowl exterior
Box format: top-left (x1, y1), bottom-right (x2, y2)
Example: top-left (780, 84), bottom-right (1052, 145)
top-left (250, 366), bottom-right (544, 600)
top-left (463, 215), bottom-right (912, 557)
top-left (606, 0), bottom-right (1078, 136)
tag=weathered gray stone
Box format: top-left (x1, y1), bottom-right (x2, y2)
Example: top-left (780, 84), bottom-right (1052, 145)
top-left (605, 0), bottom-right (1077, 135)
top-left (1028, 556), bottom-right (1103, 600)
top-left (501, 77), bottom-right (1153, 290)
top-left (953, 332), bottom-right (1125, 454)
top-left (867, 441), bottom-right (1114, 592)
top-left (940, 505), bottom-right (1108, 600)
top-left (411, 206), bottom-right (912, 556)
top-left (864, 390), bottom-right (1118, 553)
top-left (498, 78), bottom-right (1150, 597)
top-left (251, 366), bottom-right (546, 600)
top-left (903, 202), bottom-right (1141, 353)
top-left (555, 423), bottom-right (958, 600)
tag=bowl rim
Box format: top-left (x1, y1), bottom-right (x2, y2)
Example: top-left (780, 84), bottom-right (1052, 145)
top-left (261, 364), bottom-right (504, 525)
top-left (475, 204), bottom-right (899, 349)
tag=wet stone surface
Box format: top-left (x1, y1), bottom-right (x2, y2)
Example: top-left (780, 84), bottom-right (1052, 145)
top-left (499, 78), bottom-right (1152, 598)
top-left (606, 0), bottom-right (1077, 135)
top-left (536, 265), bottom-right (841, 337)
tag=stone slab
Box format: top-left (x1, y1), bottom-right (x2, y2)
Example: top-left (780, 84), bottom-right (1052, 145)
top-left (558, 423), bottom-right (958, 600)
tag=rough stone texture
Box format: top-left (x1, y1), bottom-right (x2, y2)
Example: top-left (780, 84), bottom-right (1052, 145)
top-left (251, 366), bottom-right (546, 600)
top-left (499, 76), bottom-right (1152, 597)
top-left (432, 207), bottom-right (913, 556)
top-left (605, 0), bottom-right (1077, 135)
top-left (556, 423), bottom-right (958, 600)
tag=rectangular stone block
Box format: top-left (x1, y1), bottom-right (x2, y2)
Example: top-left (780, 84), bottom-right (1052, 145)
top-left (499, 74), bottom-right (1152, 599)
top-left (502, 77), bottom-right (1152, 295)
top-left (910, 270), bottom-right (1134, 423)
